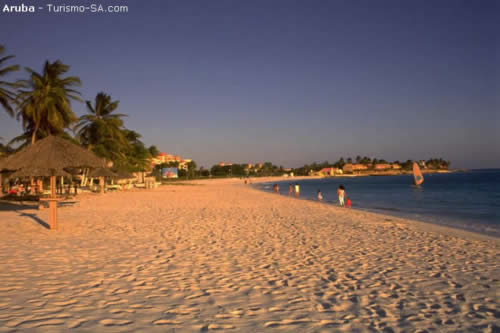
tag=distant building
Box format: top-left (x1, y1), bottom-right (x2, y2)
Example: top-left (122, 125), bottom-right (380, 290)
top-left (392, 163), bottom-right (401, 169)
top-left (374, 163), bottom-right (391, 170)
top-left (219, 162), bottom-right (233, 167)
top-left (151, 152), bottom-right (192, 170)
top-left (343, 163), bottom-right (368, 173)
top-left (318, 167), bottom-right (340, 176)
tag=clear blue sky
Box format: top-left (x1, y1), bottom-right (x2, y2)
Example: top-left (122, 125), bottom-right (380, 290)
top-left (0, 0), bottom-right (498, 168)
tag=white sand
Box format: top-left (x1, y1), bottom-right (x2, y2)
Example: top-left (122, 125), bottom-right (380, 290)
top-left (0, 178), bottom-right (498, 332)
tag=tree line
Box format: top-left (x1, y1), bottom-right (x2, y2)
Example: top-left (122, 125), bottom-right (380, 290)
top-left (0, 44), bottom-right (160, 173)
top-left (292, 156), bottom-right (450, 176)
top-left (209, 162), bottom-right (284, 177)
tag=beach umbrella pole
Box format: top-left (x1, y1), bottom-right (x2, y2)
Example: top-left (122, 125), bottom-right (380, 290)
top-left (30, 177), bottom-right (35, 194)
top-left (49, 175), bottom-right (58, 230)
top-left (100, 176), bottom-right (104, 194)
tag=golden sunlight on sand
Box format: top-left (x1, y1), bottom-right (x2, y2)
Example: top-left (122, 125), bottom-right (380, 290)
top-left (0, 178), bottom-right (498, 332)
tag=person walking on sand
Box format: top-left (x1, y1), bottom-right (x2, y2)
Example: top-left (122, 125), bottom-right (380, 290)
top-left (288, 184), bottom-right (293, 196)
top-left (317, 189), bottom-right (323, 202)
top-left (337, 185), bottom-right (345, 207)
top-left (294, 183), bottom-right (300, 198)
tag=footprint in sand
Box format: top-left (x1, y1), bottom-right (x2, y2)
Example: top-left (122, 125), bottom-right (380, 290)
top-left (229, 309), bottom-right (245, 316)
top-left (313, 319), bottom-right (343, 327)
top-left (316, 303), bottom-right (333, 313)
top-left (32, 307), bottom-right (64, 314)
top-left (30, 319), bottom-right (66, 328)
top-left (165, 307), bottom-right (200, 315)
top-left (215, 314), bottom-right (232, 319)
top-left (185, 292), bottom-right (208, 300)
top-left (7, 313), bottom-right (71, 328)
top-left (207, 323), bottom-right (236, 329)
top-left (109, 308), bottom-right (136, 314)
top-left (264, 319), bottom-right (311, 327)
top-left (268, 307), bottom-right (285, 312)
top-left (52, 299), bottom-right (78, 306)
top-left (67, 318), bottom-right (88, 329)
top-left (99, 319), bottom-right (132, 326)
top-left (153, 319), bottom-right (182, 325)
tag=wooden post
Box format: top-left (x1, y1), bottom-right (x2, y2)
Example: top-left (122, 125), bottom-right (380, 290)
top-left (50, 176), bottom-right (56, 198)
top-left (30, 177), bottom-right (35, 194)
top-left (49, 175), bottom-right (57, 230)
top-left (49, 199), bottom-right (58, 230)
top-left (99, 177), bottom-right (104, 194)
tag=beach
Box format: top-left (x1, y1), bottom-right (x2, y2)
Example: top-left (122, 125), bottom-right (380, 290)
top-left (0, 178), bottom-right (498, 332)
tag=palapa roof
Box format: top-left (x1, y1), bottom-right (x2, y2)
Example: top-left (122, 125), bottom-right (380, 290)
top-left (0, 135), bottom-right (106, 172)
top-left (89, 168), bottom-right (117, 178)
top-left (9, 167), bottom-right (71, 178)
top-left (114, 170), bottom-right (134, 179)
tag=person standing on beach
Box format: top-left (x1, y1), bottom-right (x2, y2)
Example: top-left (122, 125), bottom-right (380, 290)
top-left (317, 189), bottom-right (323, 202)
top-left (288, 184), bottom-right (293, 196)
top-left (294, 183), bottom-right (300, 198)
top-left (337, 185), bottom-right (345, 207)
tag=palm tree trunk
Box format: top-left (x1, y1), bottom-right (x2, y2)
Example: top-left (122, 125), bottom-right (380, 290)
top-left (29, 122), bottom-right (38, 195)
top-left (31, 127), bottom-right (38, 145)
top-left (81, 168), bottom-right (88, 187)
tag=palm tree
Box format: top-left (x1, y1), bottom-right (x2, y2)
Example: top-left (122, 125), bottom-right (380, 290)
top-left (75, 92), bottom-right (127, 152)
top-left (0, 45), bottom-right (20, 117)
top-left (16, 60), bottom-right (81, 145)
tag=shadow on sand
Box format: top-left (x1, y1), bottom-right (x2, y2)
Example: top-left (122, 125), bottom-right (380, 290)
top-left (18, 212), bottom-right (50, 229)
top-left (0, 201), bottom-right (38, 212)
top-left (0, 201), bottom-right (50, 229)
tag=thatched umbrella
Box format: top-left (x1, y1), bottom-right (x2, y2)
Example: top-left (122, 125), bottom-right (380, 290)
top-left (115, 170), bottom-right (134, 179)
top-left (89, 168), bottom-right (117, 194)
top-left (0, 136), bottom-right (106, 229)
top-left (114, 170), bottom-right (136, 190)
top-left (9, 167), bottom-right (71, 179)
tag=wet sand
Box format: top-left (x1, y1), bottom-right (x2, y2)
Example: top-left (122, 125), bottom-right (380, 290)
top-left (0, 178), bottom-right (498, 332)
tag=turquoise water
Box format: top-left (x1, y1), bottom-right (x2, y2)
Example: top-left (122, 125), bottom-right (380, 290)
top-left (260, 169), bottom-right (500, 237)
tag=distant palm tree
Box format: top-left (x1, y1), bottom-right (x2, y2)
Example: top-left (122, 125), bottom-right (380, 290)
top-left (16, 60), bottom-right (81, 145)
top-left (0, 45), bottom-right (20, 117)
top-left (75, 92), bottom-right (127, 150)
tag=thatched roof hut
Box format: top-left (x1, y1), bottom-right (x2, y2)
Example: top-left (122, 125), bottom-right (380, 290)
top-left (9, 167), bottom-right (71, 178)
top-left (89, 168), bottom-right (117, 178)
top-left (114, 170), bottom-right (134, 180)
top-left (0, 136), bottom-right (106, 172)
top-left (0, 136), bottom-right (107, 230)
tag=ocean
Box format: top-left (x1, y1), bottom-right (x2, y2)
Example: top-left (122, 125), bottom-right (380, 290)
top-left (259, 169), bottom-right (500, 237)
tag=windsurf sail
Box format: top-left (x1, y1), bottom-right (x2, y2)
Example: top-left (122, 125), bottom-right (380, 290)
top-left (413, 162), bottom-right (424, 185)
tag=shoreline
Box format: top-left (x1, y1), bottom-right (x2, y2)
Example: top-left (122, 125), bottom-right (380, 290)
top-left (249, 176), bottom-right (499, 241)
top-left (0, 178), bottom-right (498, 332)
